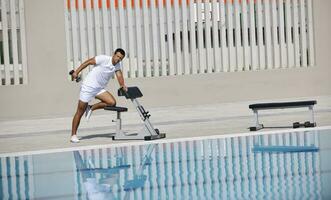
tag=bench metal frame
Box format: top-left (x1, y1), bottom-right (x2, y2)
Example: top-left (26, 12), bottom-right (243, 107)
top-left (105, 87), bottom-right (166, 140)
top-left (249, 101), bottom-right (316, 131)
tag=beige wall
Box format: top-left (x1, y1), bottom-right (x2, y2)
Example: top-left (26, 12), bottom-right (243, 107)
top-left (0, 0), bottom-right (330, 120)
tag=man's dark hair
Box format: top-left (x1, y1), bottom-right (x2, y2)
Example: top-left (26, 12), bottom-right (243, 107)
top-left (114, 48), bottom-right (126, 57)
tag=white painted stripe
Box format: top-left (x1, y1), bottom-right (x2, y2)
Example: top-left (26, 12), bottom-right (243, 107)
top-left (158, 144), bottom-right (166, 198)
top-left (195, 141), bottom-right (204, 199)
top-left (9, 157), bottom-right (17, 199)
top-left (180, 142), bottom-right (189, 198)
top-left (211, 140), bottom-right (220, 199)
top-left (165, 143), bottom-right (174, 199)
top-left (240, 136), bottom-right (249, 197)
top-left (202, 140), bottom-right (212, 199)
top-left (172, 142), bottom-right (181, 198)
top-left (18, 157), bottom-right (26, 200)
top-left (27, 156), bottom-right (34, 199)
top-left (187, 141), bottom-right (196, 195)
top-left (1, 158), bottom-right (9, 199)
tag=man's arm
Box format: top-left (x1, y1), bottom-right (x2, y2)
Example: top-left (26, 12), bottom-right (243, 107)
top-left (72, 57), bottom-right (96, 79)
top-left (115, 70), bottom-right (127, 91)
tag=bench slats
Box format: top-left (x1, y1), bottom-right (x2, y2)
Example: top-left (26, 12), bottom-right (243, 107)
top-left (249, 100), bottom-right (316, 109)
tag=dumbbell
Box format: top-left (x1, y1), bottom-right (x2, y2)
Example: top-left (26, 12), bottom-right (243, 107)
top-left (293, 121), bottom-right (316, 128)
top-left (69, 70), bottom-right (81, 82)
top-left (304, 121), bottom-right (316, 127)
top-left (293, 122), bottom-right (301, 128)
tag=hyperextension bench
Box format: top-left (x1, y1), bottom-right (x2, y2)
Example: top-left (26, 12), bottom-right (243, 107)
top-left (249, 100), bottom-right (317, 131)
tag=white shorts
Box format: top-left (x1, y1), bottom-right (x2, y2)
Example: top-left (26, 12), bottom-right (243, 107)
top-left (79, 84), bottom-right (106, 103)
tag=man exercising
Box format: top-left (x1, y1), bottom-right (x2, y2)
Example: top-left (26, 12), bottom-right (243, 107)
top-left (70, 48), bottom-right (127, 143)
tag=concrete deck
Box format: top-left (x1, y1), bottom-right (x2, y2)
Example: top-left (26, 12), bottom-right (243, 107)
top-left (1, 95), bottom-right (331, 156)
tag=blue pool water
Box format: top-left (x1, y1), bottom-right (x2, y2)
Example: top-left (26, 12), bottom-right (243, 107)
top-left (1, 128), bottom-right (331, 199)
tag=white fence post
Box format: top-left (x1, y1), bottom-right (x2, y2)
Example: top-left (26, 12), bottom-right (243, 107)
top-left (0, 0), bottom-right (27, 85)
top-left (142, 0), bottom-right (151, 77)
top-left (196, 1), bottom-right (205, 74)
top-left (189, 0), bottom-right (197, 74)
top-left (182, 0), bottom-right (190, 75)
top-left (150, 0), bottom-right (159, 77)
top-left (158, 2), bottom-right (167, 76)
top-left (174, 0), bottom-right (182, 75)
top-left (1, 0), bottom-right (11, 85)
top-left (211, 0), bottom-right (220, 73)
top-left (306, 0), bottom-right (315, 66)
top-left (234, 0), bottom-right (243, 71)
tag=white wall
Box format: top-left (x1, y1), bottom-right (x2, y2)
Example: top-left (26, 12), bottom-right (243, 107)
top-left (0, 0), bottom-right (330, 120)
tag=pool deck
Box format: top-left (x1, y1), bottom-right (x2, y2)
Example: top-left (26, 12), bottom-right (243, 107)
top-left (1, 95), bottom-right (331, 156)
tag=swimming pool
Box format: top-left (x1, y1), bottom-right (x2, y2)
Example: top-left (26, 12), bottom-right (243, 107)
top-left (1, 127), bottom-right (331, 199)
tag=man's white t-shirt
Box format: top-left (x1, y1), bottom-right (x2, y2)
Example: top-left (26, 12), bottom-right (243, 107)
top-left (82, 55), bottom-right (122, 89)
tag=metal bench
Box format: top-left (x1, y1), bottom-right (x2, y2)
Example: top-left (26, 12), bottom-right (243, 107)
top-left (249, 100), bottom-right (317, 131)
top-left (104, 87), bottom-right (166, 140)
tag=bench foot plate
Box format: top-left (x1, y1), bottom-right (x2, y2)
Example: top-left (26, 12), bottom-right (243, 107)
top-left (250, 124), bottom-right (264, 131)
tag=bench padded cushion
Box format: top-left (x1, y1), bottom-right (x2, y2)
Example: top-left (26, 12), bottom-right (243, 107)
top-left (249, 100), bottom-right (317, 109)
top-left (118, 87), bottom-right (143, 99)
top-left (104, 106), bottom-right (128, 112)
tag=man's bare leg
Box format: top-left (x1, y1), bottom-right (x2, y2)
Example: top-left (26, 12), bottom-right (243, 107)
top-left (72, 100), bottom-right (88, 136)
top-left (92, 91), bottom-right (116, 111)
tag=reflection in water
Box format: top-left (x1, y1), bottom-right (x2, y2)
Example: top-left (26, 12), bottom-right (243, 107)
top-left (0, 130), bottom-right (327, 199)
top-left (74, 144), bottom-right (156, 199)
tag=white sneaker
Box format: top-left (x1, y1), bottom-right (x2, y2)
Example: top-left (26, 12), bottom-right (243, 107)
top-left (70, 135), bottom-right (80, 143)
top-left (85, 105), bottom-right (93, 120)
